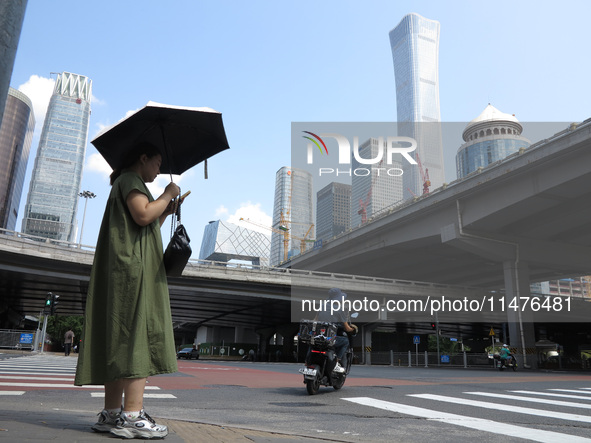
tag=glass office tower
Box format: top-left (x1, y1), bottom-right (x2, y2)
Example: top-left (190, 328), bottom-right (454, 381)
top-left (22, 72), bottom-right (92, 242)
top-left (270, 167), bottom-right (313, 266)
top-left (389, 13), bottom-right (444, 199)
top-left (0, 87), bottom-right (35, 231)
top-left (316, 182), bottom-right (351, 243)
top-left (351, 138), bottom-right (403, 227)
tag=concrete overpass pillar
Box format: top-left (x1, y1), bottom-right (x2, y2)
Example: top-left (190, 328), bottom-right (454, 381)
top-left (361, 324), bottom-right (380, 365)
top-left (277, 323), bottom-right (299, 361)
top-left (255, 327), bottom-right (275, 362)
top-left (503, 260), bottom-right (536, 369)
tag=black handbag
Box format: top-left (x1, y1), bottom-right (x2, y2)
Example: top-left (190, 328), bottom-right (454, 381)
top-left (163, 199), bottom-right (191, 277)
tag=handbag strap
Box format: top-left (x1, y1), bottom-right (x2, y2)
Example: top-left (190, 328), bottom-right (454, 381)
top-left (170, 191), bottom-right (181, 238)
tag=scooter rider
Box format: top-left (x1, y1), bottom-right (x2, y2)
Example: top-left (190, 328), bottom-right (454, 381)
top-left (317, 288), bottom-right (357, 373)
top-left (499, 343), bottom-right (512, 369)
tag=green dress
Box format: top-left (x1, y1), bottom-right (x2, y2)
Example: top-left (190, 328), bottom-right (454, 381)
top-left (75, 171), bottom-right (177, 385)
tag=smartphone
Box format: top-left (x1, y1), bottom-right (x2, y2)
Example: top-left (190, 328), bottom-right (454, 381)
top-left (179, 190), bottom-right (191, 202)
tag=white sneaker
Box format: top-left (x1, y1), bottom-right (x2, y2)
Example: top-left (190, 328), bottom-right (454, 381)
top-left (333, 362), bottom-right (345, 373)
top-left (110, 409), bottom-right (168, 439)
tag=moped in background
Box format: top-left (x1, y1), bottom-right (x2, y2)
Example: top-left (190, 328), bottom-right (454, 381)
top-left (493, 354), bottom-right (517, 371)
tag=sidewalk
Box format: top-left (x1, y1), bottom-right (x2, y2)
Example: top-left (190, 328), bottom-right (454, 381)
top-left (0, 408), bottom-right (323, 442)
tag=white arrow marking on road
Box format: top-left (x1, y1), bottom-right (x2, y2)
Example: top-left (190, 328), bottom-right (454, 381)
top-left (409, 393), bottom-right (591, 423)
top-left (344, 397), bottom-right (591, 443)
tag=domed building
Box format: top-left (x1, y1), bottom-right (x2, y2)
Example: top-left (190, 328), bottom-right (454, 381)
top-left (456, 104), bottom-right (530, 179)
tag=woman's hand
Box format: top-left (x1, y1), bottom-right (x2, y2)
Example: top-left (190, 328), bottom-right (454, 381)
top-left (127, 182), bottom-right (181, 227)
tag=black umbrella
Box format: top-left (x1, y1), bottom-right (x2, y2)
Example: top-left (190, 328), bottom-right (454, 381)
top-left (91, 101), bottom-right (230, 175)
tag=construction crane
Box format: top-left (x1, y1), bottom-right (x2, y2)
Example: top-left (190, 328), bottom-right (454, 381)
top-left (278, 168), bottom-right (315, 252)
top-left (239, 218), bottom-right (314, 262)
top-left (416, 153), bottom-right (431, 195)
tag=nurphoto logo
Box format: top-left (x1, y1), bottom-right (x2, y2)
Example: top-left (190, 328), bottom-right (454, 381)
top-left (302, 131), bottom-right (417, 177)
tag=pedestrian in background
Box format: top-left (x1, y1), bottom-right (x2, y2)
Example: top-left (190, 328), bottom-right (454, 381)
top-left (64, 329), bottom-right (74, 356)
top-left (74, 142), bottom-right (180, 439)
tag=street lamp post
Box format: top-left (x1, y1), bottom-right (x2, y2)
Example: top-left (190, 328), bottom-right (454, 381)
top-left (78, 191), bottom-right (96, 247)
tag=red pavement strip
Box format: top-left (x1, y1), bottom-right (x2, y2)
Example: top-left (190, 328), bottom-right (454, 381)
top-left (154, 362), bottom-right (591, 390)
top-left (3, 361), bottom-right (591, 391)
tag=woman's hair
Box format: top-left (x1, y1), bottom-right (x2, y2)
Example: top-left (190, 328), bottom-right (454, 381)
top-left (110, 141), bottom-right (162, 185)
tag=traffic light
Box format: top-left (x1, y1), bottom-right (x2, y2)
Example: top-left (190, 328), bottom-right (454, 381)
top-left (50, 293), bottom-right (59, 315)
top-left (430, 322), bottom-right (436, 330)
top-left (43, 294), bottom-right (52, 314)
top-left (43, 293), bottom-right (60, 315)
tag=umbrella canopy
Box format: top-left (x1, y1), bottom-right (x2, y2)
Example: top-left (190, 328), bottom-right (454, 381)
top-left (91, 101), bottom-right (230, 175)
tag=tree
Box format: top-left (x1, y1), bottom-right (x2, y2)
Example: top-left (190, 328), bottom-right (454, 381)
top-left (45, 315), bottom-right (84, 349)
top-left (427, 335), bottom-right (471, 354)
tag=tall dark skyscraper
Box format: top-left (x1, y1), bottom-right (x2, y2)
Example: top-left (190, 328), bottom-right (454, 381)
top-left (0, 87), bottom-right (35, 231)
top-left (389, 13), bottom-right (445, 198)
top-left (22, 72), bottom-right (92, 242)
top-left (316, 181), bottom-right (351, 243)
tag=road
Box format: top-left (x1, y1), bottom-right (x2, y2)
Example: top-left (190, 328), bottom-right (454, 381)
top-left (1, 353), bottom-right (591, 442)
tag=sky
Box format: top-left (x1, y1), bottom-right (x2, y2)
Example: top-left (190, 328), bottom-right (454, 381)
top-left (8, 0), bottom-right (591, 254)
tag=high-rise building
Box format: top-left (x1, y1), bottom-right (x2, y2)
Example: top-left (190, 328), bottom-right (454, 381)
top-left (456, 104), bottom-right (531, 178)
top-left (389, 13), bottom-right (444, 199)
top-left (199, 220), bottom-right (271, 267)
top-left (316, 182), bottom-right (351, 243)
top-left (22, 72), bottom-right (92, 242)
top-left (0, 87), bottom-right (35, 231)
top-left (270, 166), bottom-right (313, 266)
top-left (351, 138), bottom-right (403, 227)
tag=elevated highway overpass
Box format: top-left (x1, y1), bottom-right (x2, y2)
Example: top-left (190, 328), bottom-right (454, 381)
top-left (289, 119), bottom-right (591, 289)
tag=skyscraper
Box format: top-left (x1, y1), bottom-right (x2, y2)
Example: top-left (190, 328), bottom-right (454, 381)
top-left (389, 13), bottom-right (444, 199)
top-left (351, 138), bottom-right (403, 227)
top-left (22, 72), bottom-right (92, 242)
top-left (316, 182), bottom-right (351, 243)
top-left (0, 87), bottom-right (35, 231)
top-left (456, 104), bottom-right (530, 178)
top-left (199, 220), bottom-right (271, 267)
top-left (270, 166), bottom-right (313, 266)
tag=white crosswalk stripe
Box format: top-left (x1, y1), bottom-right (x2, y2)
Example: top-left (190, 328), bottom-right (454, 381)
top-left (0, 354), bottom-right (176, 398)
top-left (345, 387), bottom-right (591, 442)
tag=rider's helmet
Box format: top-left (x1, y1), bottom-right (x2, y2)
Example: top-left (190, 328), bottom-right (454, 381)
top-left (328, 288), bottom-right (347, 300)
top-left (503, 343), bottom-right (508, 347)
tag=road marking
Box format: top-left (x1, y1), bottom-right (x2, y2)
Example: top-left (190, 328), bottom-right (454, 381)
top-left (344, 397), bottom-right (591, 443)
top-left (510, 390), bottom-right (591, 401)
top-left (409, 393), bottom-right (591, 424)
top-left (0, 382), bottom-right (160, 389)
top-left (0, 391), bottom-right (25, 395)
top-left (0, 375), bottom-right (74, 381)
top-left (467, 391), bottom-right (591, 410)
top-left (549, 389), bottom-right (591, 395)
top-left (91, 392), bottom-right (176, 399)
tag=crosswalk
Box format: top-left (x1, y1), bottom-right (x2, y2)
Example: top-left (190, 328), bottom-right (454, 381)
top-left (0, 354), bottom-right (176, 398)
top-left (345, 387), bottom-right (591, 442)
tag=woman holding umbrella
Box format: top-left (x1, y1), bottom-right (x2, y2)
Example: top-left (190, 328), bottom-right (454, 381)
top-left (75, 141), bottom-right (180, 439)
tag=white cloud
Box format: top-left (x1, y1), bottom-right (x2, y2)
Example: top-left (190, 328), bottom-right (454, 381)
top-left (17, 75), bottom-right (55, 138)
top-left (228, 202), bottom-right (272, 234)
top-left (147, 174), bottom-right (183, 199)
top-left (215, 205), bottom-right (229, 217)
top-left (85, 153), bottom-right (112, 180)
top-left (91, 93), bottom-right (105, 106)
